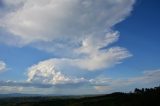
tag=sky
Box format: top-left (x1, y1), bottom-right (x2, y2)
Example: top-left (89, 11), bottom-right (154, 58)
top-left (0, 0), bottom-right (160, 95)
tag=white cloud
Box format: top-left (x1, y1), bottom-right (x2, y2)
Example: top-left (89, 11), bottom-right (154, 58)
top-left (27, 59), bottom-right (87, 84)
top-left (0, 0), bottom-right (136, 91)
top-left (0, 0), bottom-right (135, 72)
top-left (25, 32), bottom-right (132, 87)
top-left (26, 45), bottom-right (131, 84)
top-left (26, 31), bottom-right (132, 73)
top-left (0, 60), bottom-right (6, 72)
top-left (75, 47), bottom-right (132, 71)
top-left (0, 0), bottom-right (135, 45)
top-left (75, 31), bottom-right (120, 54)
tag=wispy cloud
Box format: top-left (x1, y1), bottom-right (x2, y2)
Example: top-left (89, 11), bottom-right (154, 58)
top-left (93, 69), bottom-right (160, 92)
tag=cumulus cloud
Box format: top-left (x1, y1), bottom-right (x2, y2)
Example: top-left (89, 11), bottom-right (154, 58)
top-left (27, 59), bottom-right (87, 84)
top-left (0, 60), bottom-right (6, 72)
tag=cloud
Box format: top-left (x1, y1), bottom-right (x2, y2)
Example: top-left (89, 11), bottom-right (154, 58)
top-left (0, 69), bottom-right (160, 94)
top-left (0, 0), bottom-right (135, 46)
top-left (128, 69), bottom-right (160, 84)
top-left (0, 60), bottom-right (6, 72)
top-left (26, 47), bottom-right (131, 85)
top-left (0, 0), bottom-right (136, 94)
top-left (26, 32), bottom-right (132, 73)
top-left (91, 69), bottom-right (160, 92)
top-left (0, 0), bottom-right (135, 72)
top-left (27, 59), bottom-right (87, 84)
top-left (75, 47), bottom-right (131, 71)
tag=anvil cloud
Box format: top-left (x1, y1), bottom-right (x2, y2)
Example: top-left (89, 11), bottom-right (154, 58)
top-left (0, 0), bottom-right (135, 92)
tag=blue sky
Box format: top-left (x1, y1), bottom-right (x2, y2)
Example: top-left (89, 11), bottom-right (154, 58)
top-left (0, 0), bottom-right (160, 95)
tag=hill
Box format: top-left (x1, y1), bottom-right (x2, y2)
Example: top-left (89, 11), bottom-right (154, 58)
top-left (0, 86), bottom-right (160, 106)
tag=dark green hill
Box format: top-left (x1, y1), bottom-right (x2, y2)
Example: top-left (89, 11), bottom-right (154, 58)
top-left (0, 86), bottom-right (160, 106)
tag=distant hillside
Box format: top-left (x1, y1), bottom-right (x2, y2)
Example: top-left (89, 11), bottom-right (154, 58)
top-left (0, 93), bottom-right (42, 98)
top-left (0, 86), bottom-right (160, 106)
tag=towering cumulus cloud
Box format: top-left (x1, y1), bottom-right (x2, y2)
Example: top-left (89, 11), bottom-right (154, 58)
top-left (27, 59), bottom-right (86, 84)
top-left (0, 0), bottom-right (135, 84)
